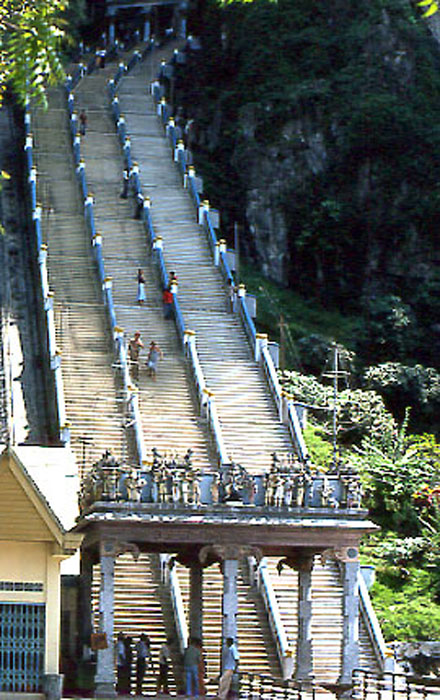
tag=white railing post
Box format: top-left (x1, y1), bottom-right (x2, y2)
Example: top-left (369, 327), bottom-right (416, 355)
top-left (38, 244), bottom-right (49, 299)
top-left (255, 332), bottom-right (268, 363)
top-left (184, 165), bottom-right (196, 189)
top-left (198, 199), bottom-right (209, 225)
top-left (174, 138), bottom-right (184, 162)
top-left (280, 390), bottom-right (290, 423)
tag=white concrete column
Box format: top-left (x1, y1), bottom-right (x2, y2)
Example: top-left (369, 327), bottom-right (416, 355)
top-left (222, 558), bottom-right (239, 658)
top-left (95, 541), bottom-right (117, 698)
top-left (295, 558), bottom-right (314, 682)
top-left (45, 546), bottom-right (61, 673)
top-left (338, 552), bottom-right (360, 685)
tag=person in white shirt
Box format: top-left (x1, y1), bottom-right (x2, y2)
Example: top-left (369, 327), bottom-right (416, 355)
top-left (218, 637), bottom-right (239, 700)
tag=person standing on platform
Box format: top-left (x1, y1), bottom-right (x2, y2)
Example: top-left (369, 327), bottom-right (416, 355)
top-left (135, 633), bottom-right (152, 695)
top-left (183, 637), bottom-right (200, 697)
top-left (157, 637), bottom-right (171, 694)
top-left (218, 638), bottom-right (239, 700)
top-left (137, 268), bottom-right (146, 305)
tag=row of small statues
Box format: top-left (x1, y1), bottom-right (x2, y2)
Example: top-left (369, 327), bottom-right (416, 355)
top-left (79, 450), bottom-right (363, 511)
top-left (264, 455), bottom-right (362, 508)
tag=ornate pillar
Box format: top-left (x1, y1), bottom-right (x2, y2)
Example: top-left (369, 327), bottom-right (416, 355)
top-left (222, 558), bottom-right (239, 645)
top-left (79, 549), bottom-right (94, 654)
top-left (277, 554), bottom-right (314, 682)
top-left (189, 560), bottom-right (203, 640)
top-left (295, 556), bottom-right (314, 682)
top-left (200, 544), bottom-right (262, 671)
top-left (95, 540), bottom-right (117, 698)
top-left (337, 548), bottom-right (360, 685)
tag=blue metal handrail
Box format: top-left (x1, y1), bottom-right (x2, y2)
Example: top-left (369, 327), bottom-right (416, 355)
top-left (111, 61), bottom-right (231, 469)
top-left (62, 81), bottom-right (149, 463)
top-left (24, 109), bottom-right (69, 444)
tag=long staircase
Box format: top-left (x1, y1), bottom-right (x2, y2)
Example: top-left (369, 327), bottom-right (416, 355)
top-left (93, 553), bottom-right (183, 695)
top-left (265, 557), bottom-right (381, 682)
top-left (32, 92), bottom-right (127, 473)
top-left (29, 45), bottom-right (382, 689)
top-left (176, 559), bottom-right (280, 681)
top-left (74, 63), bottom-right (215, 469)
top-left (115, 53), bottom-right (295, 474)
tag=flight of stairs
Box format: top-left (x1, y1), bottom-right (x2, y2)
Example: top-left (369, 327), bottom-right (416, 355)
top-left (115, 57), bottom-right (296, 474)
top-left (93, 553), bottom-right (183, 695)
top-left (73, 65), bottom-right (216, 471)
top-left (266, 557), bottom-right (381, 683)
top-left (31, 46), bottom-right (381, 691)
top-left (175, 559), bottom-right (280, 683)
top-left (31, 92), bottom-right (127, 474)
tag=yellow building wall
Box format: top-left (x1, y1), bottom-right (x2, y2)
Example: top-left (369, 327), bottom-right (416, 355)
top-left (0, 540), bottom-right (62, 673)
top-left (0, 451), bottom-right (69, 675)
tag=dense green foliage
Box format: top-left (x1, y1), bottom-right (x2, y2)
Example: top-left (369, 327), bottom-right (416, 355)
top-left (0, 0), bottom-right (86, 106)
top-left (181, 0), bottom-right (440, 371)
top-left (281, 361), bottom-right (440, 638)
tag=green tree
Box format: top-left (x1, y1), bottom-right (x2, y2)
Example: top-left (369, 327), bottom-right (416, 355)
top-left (0, 0), bottom-right (68, 106)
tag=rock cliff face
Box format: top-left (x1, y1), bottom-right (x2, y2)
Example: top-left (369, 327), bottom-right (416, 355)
top-left (179, 0), bottom-right (440, 335)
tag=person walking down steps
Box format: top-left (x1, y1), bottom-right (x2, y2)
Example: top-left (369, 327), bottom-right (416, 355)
top-left (137, 268), bottom-right (146, 305)
top-left (146, 341), bottom-right (163, 381)
top-left (128, 331), bottom-right (144, 383)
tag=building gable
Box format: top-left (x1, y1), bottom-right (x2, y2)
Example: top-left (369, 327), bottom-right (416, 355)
top-left (0, 453), bottom-right (57, 543)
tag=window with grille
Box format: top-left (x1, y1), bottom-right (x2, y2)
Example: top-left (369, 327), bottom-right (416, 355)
top-left (0, 603), bottom-right (45, 692)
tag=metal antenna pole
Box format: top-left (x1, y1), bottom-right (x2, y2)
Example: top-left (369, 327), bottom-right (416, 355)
top-left (333, 344), bottom-right (338, 469)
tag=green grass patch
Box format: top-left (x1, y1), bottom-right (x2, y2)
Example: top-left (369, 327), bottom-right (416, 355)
top-left (239, 262), bottom-right (362, 368)
top-left (370, 568), bottom-right (440, 641)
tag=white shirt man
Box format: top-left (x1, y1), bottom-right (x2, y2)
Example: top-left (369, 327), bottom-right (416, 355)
top-left (218, 637), bottom-right (239, 700)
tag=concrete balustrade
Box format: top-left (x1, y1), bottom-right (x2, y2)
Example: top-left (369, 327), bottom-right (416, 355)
top-left (38, 244), bottom-right (49, 300)
top-left (152, 57), bottom-right (312, 465)
top-left (258, 560), bottom-right (291, 675)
